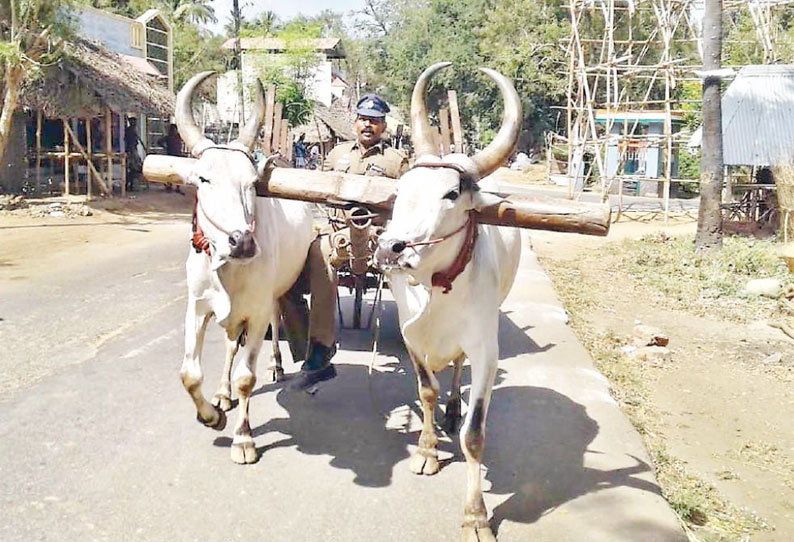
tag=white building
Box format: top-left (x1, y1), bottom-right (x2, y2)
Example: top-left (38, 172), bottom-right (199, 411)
top-left (74, 6), bottom-right (173, 149)
top-left (217, 37), bottom-right (346, 123)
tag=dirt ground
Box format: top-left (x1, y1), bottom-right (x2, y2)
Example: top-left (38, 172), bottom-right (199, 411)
top-left (0, 187), bottom-right (193, 285)
top-left (3, 187), bottom-right (793, 541)
top-left (532, 217), bottom-right (794, 542)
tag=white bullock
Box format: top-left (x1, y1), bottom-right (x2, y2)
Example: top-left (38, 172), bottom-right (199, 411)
top-left (172, 72), bottom-right (314, 464)
top-left (375, 63), bottom-right (522, 542)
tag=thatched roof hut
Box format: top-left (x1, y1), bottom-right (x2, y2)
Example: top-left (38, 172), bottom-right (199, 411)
top-left (18, 39), bottom-right (174, 118)
top-left (293, 101), bottom-right (357, 143)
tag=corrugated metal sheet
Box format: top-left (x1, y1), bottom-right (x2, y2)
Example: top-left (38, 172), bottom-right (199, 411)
top-left (722, 64), bottom-right (794, 166)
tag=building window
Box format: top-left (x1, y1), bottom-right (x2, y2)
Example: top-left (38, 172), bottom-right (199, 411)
top-left (145, 17), bottom-right (169, 80)
top-left (131, 23), bottom-right (144, 49)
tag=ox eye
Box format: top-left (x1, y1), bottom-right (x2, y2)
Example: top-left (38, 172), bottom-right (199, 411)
top-left (443, 190), bottom-right (459, 201)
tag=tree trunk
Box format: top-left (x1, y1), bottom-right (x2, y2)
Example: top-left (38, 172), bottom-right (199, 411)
top-left (0, 65), bottom-right (24, 191)
top-left (695, 0), bottom-right (724, 253)
top-left (232, 0), bottom-right (245, 128)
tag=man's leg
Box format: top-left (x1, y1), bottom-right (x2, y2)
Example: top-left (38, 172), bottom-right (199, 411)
top-left (289, 235), bottom-right (338, 391)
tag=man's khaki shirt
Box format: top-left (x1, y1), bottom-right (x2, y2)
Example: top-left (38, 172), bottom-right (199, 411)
top-left (322, 140), bottom-right (409, 179)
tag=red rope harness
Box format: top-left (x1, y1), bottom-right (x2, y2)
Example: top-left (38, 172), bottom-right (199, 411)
top-left (191, 197), bottom-right (211, 256)
top-left (422, 212), bottom-right (478, 294)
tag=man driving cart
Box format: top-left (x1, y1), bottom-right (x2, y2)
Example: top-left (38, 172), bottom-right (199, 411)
top-left (284, 94), bottom-right (408, 391)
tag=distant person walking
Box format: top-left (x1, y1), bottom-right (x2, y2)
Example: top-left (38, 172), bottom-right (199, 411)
top-left (294, 133), bottom-right (307, 168)
top-left (125, 117), bottom-right (143, 192)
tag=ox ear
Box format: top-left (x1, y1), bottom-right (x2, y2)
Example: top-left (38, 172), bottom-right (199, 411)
top-left (472, 189), bottom-right (505, 213)
top-left (142, 155), bottom-right (197, 186)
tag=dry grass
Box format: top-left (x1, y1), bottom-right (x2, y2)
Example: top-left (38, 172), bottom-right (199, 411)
top-left (612, 233), bottom-right (792, 323)
top-left (540, 238), bottom-right (773, 542)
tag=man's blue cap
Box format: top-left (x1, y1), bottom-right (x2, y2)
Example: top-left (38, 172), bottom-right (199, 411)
top-left (356, 94), bottom-right (390, 119)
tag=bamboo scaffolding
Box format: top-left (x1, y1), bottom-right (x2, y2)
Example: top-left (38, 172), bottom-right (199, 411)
top-left (560, 0), bottom-right (783, 218)
top-left (63, 120), bottom-right (110, 196)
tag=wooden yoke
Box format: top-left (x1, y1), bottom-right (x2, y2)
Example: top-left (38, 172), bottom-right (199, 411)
top-left (143, 157), bottom-right (611, 236)
top-left (259, 167), bottom-right (611, 237)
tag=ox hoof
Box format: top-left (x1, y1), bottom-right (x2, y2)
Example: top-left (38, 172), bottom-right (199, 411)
top-left (410, 451), bottom-right (440, 475)
top-left (230, 441), bottom-right (258, 464)
top-left (264, 365), bottom-right (285, 383)
top-left (461, 525), bottom-right (496, 542)
top-left (197, 406), bottom-right (227, 431)
top-left (211, 393), bottom-right (233, 412)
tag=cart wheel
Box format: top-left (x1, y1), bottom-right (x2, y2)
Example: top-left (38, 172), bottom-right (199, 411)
top-left (353, 274), bottom-right (365, 329)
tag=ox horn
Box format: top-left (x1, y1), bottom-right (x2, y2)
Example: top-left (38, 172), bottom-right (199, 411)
top-left (470, 68), bottom-right (522, 179)
top-left (410, 61), bottom-right (452, 158)
top-left (233, 79), bottom-right (266, 150)
top-left (175, 71), bottom-right (215, 156)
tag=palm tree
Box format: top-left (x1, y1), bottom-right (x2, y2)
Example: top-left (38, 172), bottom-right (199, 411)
top-left (168, 0), bottom-right (217, 26)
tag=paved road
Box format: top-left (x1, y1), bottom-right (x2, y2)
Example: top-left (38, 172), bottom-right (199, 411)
top-left (0, 219), bottom-right (685, 542)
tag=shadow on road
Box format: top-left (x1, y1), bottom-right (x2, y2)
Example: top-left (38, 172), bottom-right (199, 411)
top-left (215, 299), bottom-right (658, 533)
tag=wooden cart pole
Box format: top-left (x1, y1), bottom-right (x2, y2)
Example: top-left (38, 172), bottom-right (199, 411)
top-left (86, 119), bottom-right (93, 199)
top-left (263, 84), bottom-right (276, 154)
top-left (63, 119), bottom-right (70, 196)
top-left (439, 108), bottom-right (451, 156)
top-left (279, 118), bottom-right (289, 157)
top-left (271, 102), bottom-right (283, 154)
top-left (448, 90), bottom-right (463, 153)
top-left (36, 110), bottom-right (42, 190)
top-left (105, 107), bottom-right (115, 197)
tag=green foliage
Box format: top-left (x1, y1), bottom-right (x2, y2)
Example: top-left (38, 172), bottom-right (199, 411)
top-left (353, 0), bottom-right (570, 149)
top-left (480, 0), bottom-right (569, 143)
top-left (0, 0), bottom-right (76, 69)
top-left (172, 20), bottom-right (224, 89)
top-left (677, 149), bottom-right (700, 181)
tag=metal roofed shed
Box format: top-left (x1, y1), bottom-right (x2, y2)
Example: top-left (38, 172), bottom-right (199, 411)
top-left (689, 65), bottom-right (794, 167)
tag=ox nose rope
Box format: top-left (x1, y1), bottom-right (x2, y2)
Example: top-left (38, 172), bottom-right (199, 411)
top-left (395, 212), bottom-right (478, 294)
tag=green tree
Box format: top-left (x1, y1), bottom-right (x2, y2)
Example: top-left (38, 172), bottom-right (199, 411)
top-left (0, 0), bottom-right (74, 186)
top-left (480, 0), bottom-right (569, 146)
top-left (171, 0), bottom-right (216, 26)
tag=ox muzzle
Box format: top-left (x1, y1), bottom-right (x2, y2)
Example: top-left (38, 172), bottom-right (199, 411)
top-left (228, 229), bottom-right (257, 259)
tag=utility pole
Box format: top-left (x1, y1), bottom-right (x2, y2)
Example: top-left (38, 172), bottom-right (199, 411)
top-left (232, 0), bottom-right (245, 128)
top-left (695, 0), bottom-right (724, 253)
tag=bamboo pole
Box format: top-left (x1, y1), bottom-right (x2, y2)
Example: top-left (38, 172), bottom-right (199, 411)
top-left (63, 119), bottom-right (70, 196)
top-left (63, 121), bottom-right (110, 196)
top-left (105, 107), bottom-right (114, 197)
top-left (448, 90), bottom-right (463, 153)
top-left (86, 119), bottom-right (93, 199)
top-left (36, 110), bottom-right (42, 191)
top-left (122, 153), bottom-right (127, 195)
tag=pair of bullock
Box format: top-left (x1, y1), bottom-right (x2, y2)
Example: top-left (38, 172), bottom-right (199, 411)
top-left (165, 63), bottom-right (521, 542)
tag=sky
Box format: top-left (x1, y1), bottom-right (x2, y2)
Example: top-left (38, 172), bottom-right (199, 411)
top-left (207, 0), bottom-right (367, 35)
